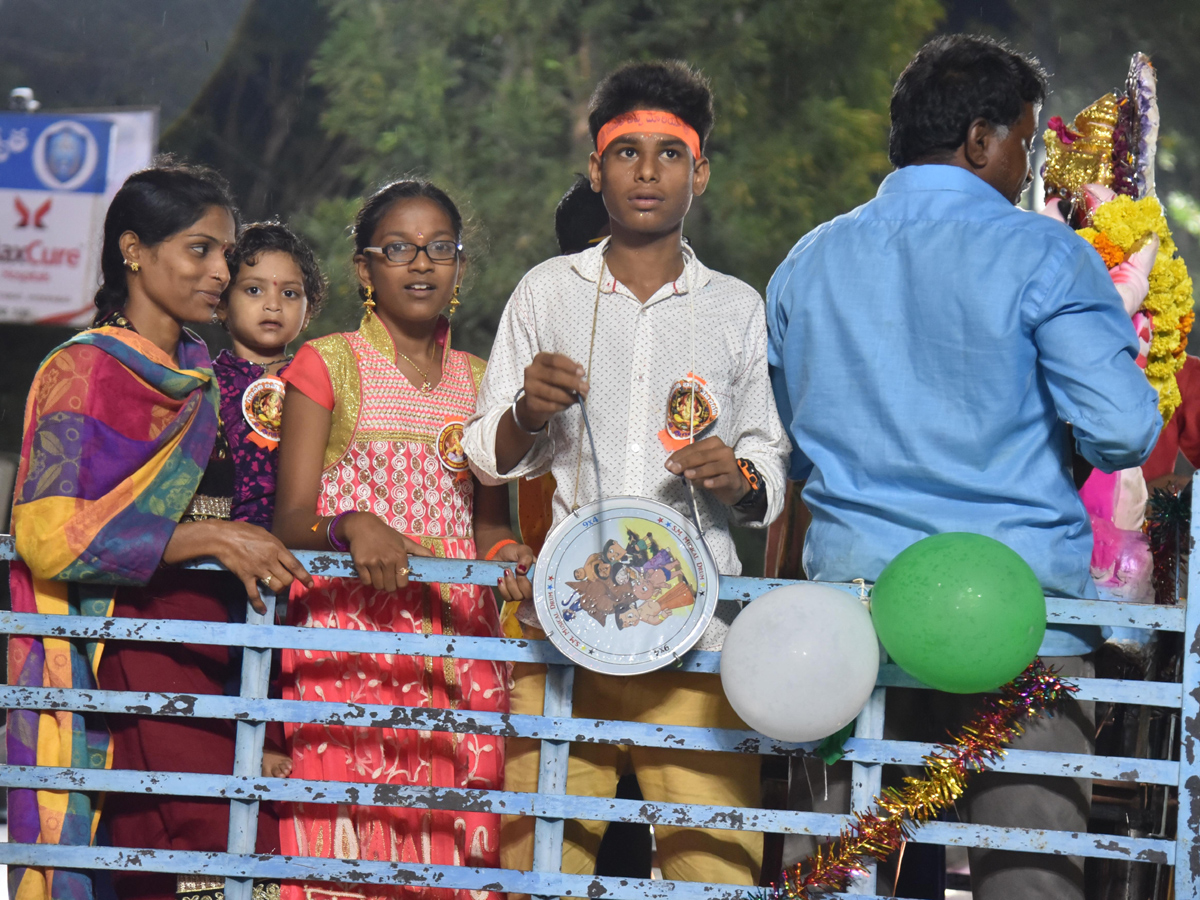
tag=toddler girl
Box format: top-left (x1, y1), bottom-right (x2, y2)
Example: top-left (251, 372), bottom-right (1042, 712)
top-left (214, 221), bottom-right (325, 779)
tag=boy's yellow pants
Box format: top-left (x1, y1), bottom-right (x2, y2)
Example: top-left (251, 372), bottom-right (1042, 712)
top-left (500, 628), bottom-right (762, 890)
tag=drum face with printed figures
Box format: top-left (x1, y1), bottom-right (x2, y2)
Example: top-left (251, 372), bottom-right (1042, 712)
top-left (533, 496), bottom-right (719, 675)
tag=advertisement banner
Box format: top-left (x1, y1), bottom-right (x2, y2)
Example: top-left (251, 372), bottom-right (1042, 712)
top-left (0, 111), bottom-right (154, 325)
top-left (0, 114), bottom-right (112, 194)
top-left (0, 191), bottom-right (105, 323)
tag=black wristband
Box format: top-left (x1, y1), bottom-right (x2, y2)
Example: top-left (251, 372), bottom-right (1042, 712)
top-left (733, 457), bottom-right (765, 509)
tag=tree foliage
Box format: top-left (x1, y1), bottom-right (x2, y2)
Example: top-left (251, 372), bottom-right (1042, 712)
top-left (1006, 0), bottom-right (1200, 273)
top-left (302, 0), bottom-right (943, 355)
top-left (164, 0), bottom-right (351, 221)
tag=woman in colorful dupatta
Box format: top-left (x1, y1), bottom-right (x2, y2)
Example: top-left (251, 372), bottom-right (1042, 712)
top-left (272, 181), bottom-right (534, 900)
top-left (7, 162), bottom-right (311, 900)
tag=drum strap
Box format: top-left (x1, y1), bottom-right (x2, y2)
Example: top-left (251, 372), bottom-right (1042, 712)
top-left (571, 256), bottom-right (607, 511)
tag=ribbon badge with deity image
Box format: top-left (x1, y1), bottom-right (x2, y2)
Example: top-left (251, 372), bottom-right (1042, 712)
top-left (658, 372), bottom-right (719, 452)
top-left (241, 376), bottom-right (286, 449)
top-left (436, 417), bottom-right (471, 479)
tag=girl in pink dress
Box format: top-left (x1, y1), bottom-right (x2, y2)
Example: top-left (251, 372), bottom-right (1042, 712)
top-left (272, 180), bottom-right (534, 900)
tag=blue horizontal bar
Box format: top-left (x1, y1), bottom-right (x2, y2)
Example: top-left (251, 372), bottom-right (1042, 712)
top-left (910, 819), bottom-right (1171, 864)
top-left (0, 612), bottom-right (1181, 707)
top-left (0, 535), bottom-right (1182, 630)
top-left (875, 663), bottom-right (1182, 708)
top-left (845, 739), bottom-right (1177, 784)
top-left (0, 764), bottom-right (1175, 864)
top-left (0, 610), bottom-right (564, 663)
top-left (0, 764), bottom-right (852, 835)
top-left (0, 535), bottom-right (511, 590)
top-left (0, 831), bottom-right (1172, 900)
top-left (720, 577), bottom-right (1184, 631)
top-left (0, 844), bottom-right (745, 900)
top-left (0, 685), bottom-right (1176, 784)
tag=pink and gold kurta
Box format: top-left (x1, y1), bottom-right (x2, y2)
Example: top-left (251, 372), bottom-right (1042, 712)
top-left (279, 314), bottom-right (507, 900)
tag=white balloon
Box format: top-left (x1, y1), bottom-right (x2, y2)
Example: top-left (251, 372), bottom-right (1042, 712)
top-left (720, 583), bottom-right (880, 742)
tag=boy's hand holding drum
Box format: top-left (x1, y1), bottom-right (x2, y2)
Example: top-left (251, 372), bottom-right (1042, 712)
top-left (513, 352), bottom-right (589, 433)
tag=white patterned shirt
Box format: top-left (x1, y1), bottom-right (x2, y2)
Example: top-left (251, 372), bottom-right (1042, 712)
top-left (464, 239), bottom-right (791, 579)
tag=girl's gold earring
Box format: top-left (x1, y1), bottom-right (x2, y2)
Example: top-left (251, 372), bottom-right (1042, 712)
top-left (363, 284), bottom-right (375, 313)
top-left (126, 259), bottom-right (140, 273)
top-left (449, 284), bottom-right (461, 319)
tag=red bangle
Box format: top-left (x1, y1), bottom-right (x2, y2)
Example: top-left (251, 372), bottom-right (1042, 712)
top-left (484, 538), bottom-right (518, 561)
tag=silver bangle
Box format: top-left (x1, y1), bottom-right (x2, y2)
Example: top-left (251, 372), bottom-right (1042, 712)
top-left (511, 388), bottom-right (546, 435)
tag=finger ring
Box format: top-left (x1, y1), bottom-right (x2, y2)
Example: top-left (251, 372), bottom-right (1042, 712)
top-left (397, 567), bottom-right (412, 577)
top-left (261, 574), bottom-right (273, 586)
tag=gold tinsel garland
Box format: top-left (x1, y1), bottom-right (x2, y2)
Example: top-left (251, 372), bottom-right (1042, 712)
top-left (765, 659), bottom-right (1077, 899)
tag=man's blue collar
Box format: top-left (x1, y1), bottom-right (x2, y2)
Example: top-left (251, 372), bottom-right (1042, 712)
top-left (877, 163), bottom-right (1012, 205)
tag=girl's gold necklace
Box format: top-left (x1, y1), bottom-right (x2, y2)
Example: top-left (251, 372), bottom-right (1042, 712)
top-left (396, 348), bottom-right (436, 393)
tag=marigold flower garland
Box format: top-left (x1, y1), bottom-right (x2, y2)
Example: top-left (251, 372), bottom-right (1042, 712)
top-left (1078, 196), bottom-right (1194, 423)
top-left (764, 659), bottom-right (1077, 899)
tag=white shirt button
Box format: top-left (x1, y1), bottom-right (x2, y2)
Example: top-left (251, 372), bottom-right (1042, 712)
top-left (630, 443), bottom-right (641, 454)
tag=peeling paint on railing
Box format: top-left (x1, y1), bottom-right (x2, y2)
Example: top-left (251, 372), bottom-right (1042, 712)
top-left (2, 524), bottom-right (1198, 898)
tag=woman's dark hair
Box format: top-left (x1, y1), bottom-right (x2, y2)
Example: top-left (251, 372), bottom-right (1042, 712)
top-left (353, 179), bottom-right (464, 303)
top-left (555, 175), bottom-right (609, 254)
top-left (225, 221), bottom-right (326, 319)
top-left (93, 156), bottom-right (238, 324)
top-left (587, 60), bottom-right (714, 155)
top-left (888, 34), bottom-right (1048, 168)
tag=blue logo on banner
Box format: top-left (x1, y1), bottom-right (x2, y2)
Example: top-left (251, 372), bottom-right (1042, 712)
top-left (0, 114), bottom-right (111, 194)
top-left (46, 129), bottom-right (87, 183)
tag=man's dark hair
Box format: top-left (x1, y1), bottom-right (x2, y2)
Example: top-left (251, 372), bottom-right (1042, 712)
top-left (588, 60), bottom-right (714, 155)
top-left (226, 221), bottom-right (326, 319)
top-left (888, 35), bottom-right (1048, 168)
top-left (555, 176), bottom-right (609, 254)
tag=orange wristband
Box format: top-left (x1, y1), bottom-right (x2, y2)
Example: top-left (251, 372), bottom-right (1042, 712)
top-left (485, 538), bottom-right (518, 561)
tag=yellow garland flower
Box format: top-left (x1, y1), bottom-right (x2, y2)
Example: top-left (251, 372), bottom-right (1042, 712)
top-left (1082, 195), bottom-right (1194, 423)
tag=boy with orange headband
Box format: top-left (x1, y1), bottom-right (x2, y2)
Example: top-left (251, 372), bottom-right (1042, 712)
top-left (464, 60), bottom-right (790, 889)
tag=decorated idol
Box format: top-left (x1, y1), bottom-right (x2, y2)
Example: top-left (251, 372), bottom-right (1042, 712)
top-left (1042, 53), bottom-right (1194, 601)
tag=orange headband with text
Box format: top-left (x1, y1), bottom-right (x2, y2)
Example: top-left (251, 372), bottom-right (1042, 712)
top-left (596, 110), bottom-right (702, 162)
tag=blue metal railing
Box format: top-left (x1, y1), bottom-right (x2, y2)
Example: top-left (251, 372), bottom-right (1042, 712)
top-left (1, 493), bottom-right (1198, 899)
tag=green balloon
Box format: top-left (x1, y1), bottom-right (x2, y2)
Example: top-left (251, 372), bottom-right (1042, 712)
top-left (869, 533), bottom-right (1046, 693)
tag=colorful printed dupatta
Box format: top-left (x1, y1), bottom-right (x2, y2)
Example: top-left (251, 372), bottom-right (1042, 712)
top-left (7, 324), bottom-right (219, 900)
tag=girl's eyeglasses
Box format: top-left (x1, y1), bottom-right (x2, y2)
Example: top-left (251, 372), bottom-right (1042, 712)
top-left (365, 241), bottom-right (462, 265)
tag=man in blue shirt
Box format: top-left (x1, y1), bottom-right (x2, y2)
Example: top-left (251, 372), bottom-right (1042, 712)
top-left (767, 35), bottom-right (1160, 900)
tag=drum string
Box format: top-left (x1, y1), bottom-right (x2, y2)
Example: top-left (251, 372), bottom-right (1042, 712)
top-left (572, 255), bottom-right (607, 513)
top-left (686, 291), bottom-right (704, 535)
top-left (571, 251), bottom-right (701, 541)
top-left (577, 397), bottom-right (602, 510)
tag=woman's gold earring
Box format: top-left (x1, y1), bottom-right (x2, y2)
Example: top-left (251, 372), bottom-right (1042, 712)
top-left (363, 284), bottom-right (375, 313)
top-left (449, 284), bottom-right (461, 319)
top-left (126, 260), bottom-right (140, 273)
